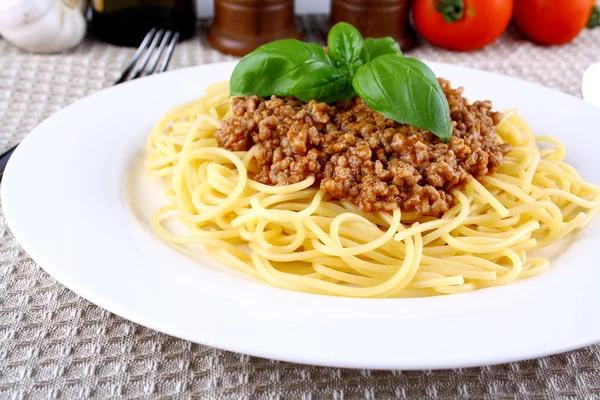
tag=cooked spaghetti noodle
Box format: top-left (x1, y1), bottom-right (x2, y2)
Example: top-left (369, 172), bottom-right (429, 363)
top-left (144, 81), bottom-right (600, 297)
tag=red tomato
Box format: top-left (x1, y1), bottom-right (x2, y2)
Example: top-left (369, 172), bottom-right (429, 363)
top-left (412, 0), bottom-right (513, 51)
top-left (513, 0), bottom-right (595, 46)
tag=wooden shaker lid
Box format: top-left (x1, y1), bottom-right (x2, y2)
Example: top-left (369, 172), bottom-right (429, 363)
top-left (329, 0), bottom-right (417, 51)
top-left (208, 0), bottom-right (302, 57)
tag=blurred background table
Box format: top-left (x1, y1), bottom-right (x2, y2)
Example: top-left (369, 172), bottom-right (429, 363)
top-left (0, 16), bottom-right (599, 399)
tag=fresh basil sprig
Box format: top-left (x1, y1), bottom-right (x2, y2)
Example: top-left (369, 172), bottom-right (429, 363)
top-left (230, 23), bottom-right (452, 142)
top-left (353, 55), bottom-right (452, 142)
top-left (327, 22), bottom-right (369, 75)
top-left (230, 40), bottom-right (332, 97)
top-left (292, 66), bottom-right (355, 104)
top-left (364, 37), bottom-right (402, 60)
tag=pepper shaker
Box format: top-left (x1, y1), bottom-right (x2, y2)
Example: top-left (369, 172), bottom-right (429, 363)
top-left (329, 0), bottom-right (417, 51)
top-left (208, 0), bottom-right (302, 57)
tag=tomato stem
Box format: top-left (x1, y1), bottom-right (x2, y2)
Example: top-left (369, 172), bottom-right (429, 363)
top-left (588, 6), bottom-right (600, 29)
top-left (434, 0), bottom-right (465, 23)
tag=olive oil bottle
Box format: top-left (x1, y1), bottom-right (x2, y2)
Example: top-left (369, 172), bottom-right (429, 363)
top-left (91, 0), bottom-right (196, 47)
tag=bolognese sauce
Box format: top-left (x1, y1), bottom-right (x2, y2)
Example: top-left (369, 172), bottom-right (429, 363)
top-left (215, 78), bottom-right (510, 216)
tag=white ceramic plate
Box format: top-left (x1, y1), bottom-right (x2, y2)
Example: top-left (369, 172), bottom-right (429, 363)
top-left (3, 61), bottom-right (600, 370)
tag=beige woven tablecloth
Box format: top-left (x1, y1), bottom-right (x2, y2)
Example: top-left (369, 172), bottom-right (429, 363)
top-left (1, 16), bottom-right (600, 399)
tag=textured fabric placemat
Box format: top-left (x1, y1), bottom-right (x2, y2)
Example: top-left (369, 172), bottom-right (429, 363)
top-left (1, 16), bottom-right (600, 399)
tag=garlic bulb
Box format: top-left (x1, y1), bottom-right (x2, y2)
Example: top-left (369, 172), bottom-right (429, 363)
top-left (0, 0), bottom-right (87, 53)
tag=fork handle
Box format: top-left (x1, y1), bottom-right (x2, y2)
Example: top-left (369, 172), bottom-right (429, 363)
top-left (0, 143), bottom-right (18, 180)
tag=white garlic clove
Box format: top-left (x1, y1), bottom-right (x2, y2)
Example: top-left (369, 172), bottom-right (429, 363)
top-left (0, 0), bottom-right (56, 28)
top-left (0, 0), bottom-right (87, 53)
top-left (51, 4), bottom-right (87, 52)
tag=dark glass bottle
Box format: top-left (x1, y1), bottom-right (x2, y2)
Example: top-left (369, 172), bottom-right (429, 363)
top-left (91, 0), bottom-right (196, 47)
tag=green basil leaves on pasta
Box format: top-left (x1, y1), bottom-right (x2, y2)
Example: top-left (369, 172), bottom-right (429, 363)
top-left (353, 55), bottom-right (452, 142)
top-left (230, 40), bottom-right (332, 97)
top-left (291, 66), bottom-right (355, 104)
top-left (327, 22), bottom-right (369, 75)
top-left (364, 37), bottom-right (403, 60)
top-left (229, 22), bottom-right (452, 142)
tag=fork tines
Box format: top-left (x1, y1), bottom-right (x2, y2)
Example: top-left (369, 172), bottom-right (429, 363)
top-left (115, 29), bottom-right (180, 85)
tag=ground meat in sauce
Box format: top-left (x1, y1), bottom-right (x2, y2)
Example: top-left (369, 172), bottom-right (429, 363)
top-left (215, 78), bottom-right (511, 216)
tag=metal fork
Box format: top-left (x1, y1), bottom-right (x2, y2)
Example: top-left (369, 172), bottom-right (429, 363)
top-left (115, 28), bottom-right (179, 84)
top-left (0, 28), bottom-right (180, 178)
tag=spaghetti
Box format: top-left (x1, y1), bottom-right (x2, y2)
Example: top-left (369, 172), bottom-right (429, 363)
top-left (144, 81), bottom-right (600, 298)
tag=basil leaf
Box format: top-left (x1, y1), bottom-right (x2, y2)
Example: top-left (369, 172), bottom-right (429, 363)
top-left (230, 40), bottom-right (332, 97)
top-left (327, 22), bottom-right (369, 75)
top-left (352, 55), bottom-right (452, 142)
top-left (364, 37), bottom-right (402, 60)
top-left (291, 66), bottom-right (355, 103)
